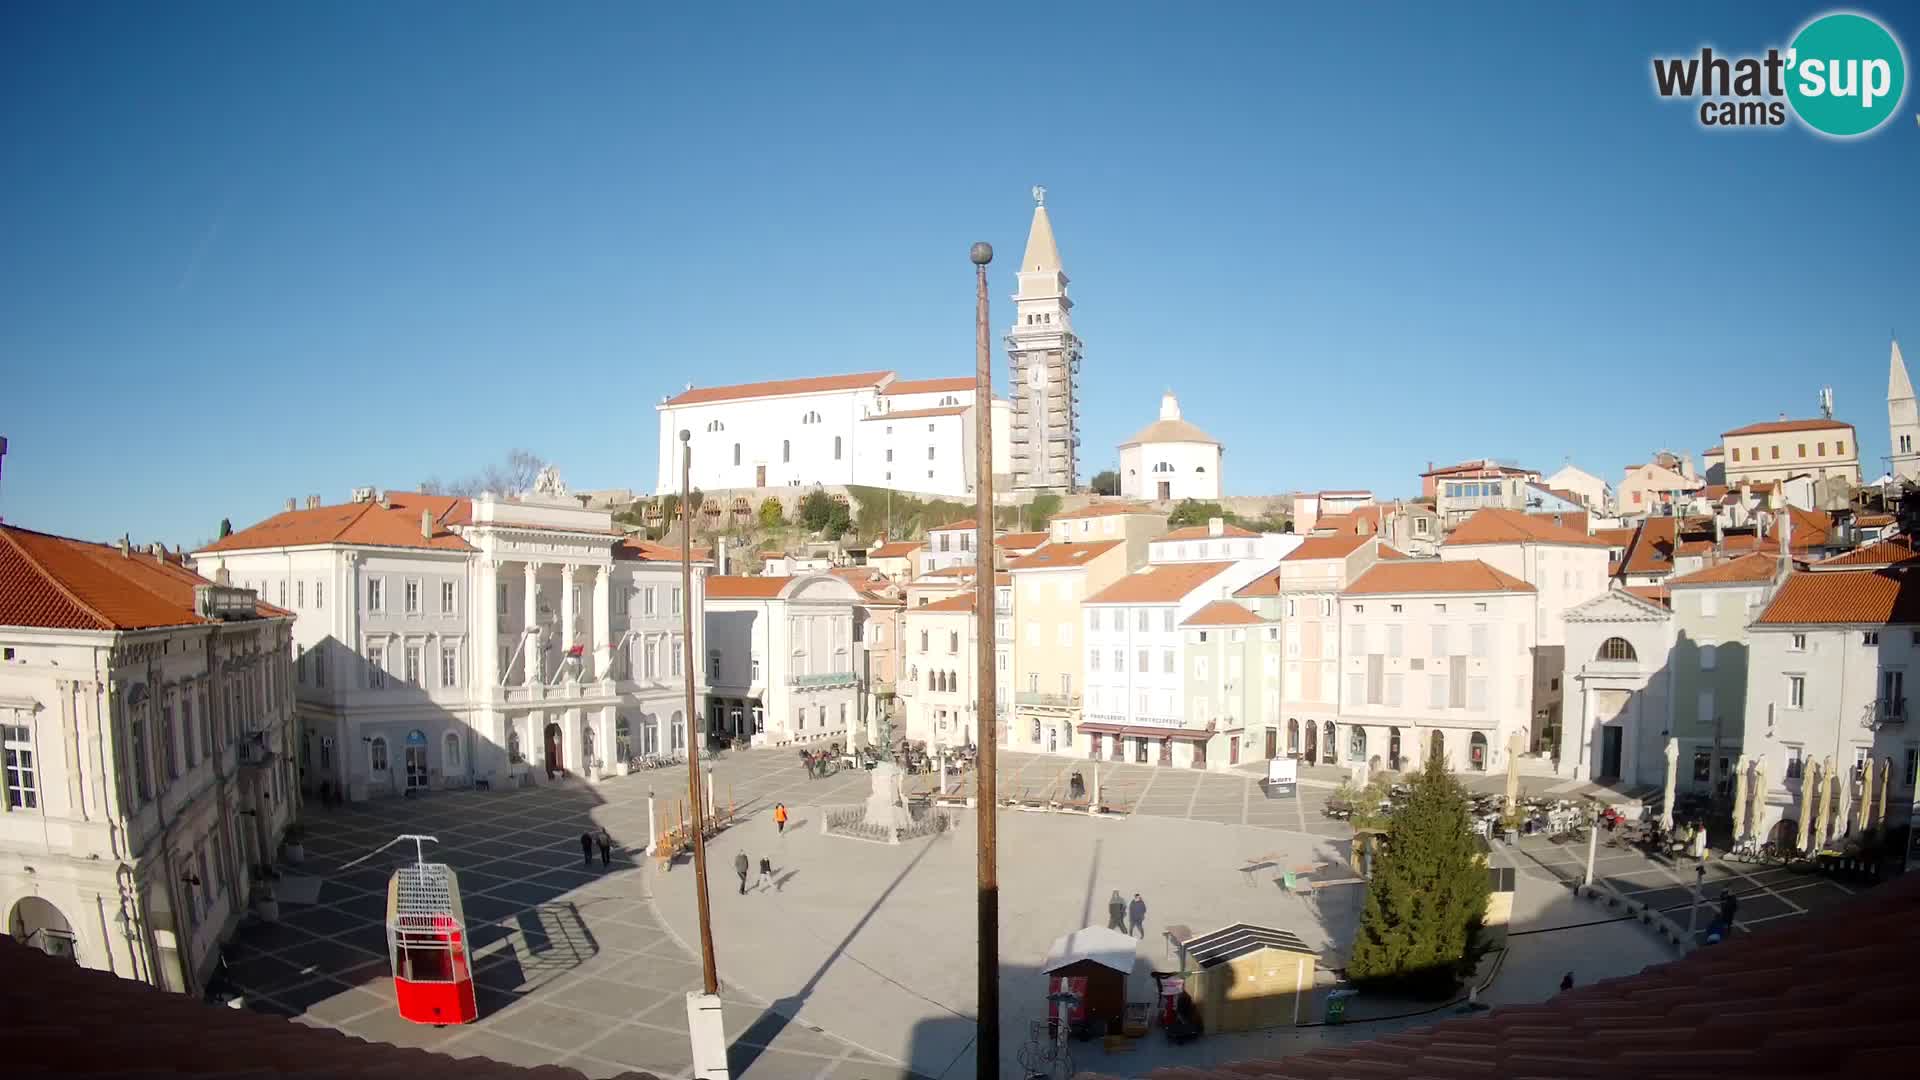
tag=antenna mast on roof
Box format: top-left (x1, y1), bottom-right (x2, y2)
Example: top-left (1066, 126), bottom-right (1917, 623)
top-left (1818, 386), bottom-right (1834, 420)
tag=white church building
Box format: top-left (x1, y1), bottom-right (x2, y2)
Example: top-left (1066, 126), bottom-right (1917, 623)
top-left (1119, 392), bottom-right (1223, 502)
top-left (653, 372), bottom-right (1010, 500)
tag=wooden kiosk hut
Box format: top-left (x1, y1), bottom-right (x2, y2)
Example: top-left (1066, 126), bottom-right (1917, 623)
top-left (1040, 926), bottom-right (1139, 1036)
top-left (1178, 922), bottom-right (1318, 1031)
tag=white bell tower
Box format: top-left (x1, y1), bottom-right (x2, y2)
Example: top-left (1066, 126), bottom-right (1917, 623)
top-left (1889, 339), bottom-right (1920, 483)
top-left (1005, 186), bottom-right (1082, 493)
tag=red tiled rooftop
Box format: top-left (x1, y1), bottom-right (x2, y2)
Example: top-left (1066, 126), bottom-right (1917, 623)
top-left (2, 524), bottom-right (285, 631)
top-left (1722, 417), bottom-right (1855, 437)
top-left (1157, 523), bottom-right (1259, 541)
top-left (199, 492), bottom-right (476, 554)
top-left (705, 575), bottom-right (792, 599)
top-left (1756, 566), bottom-right (1920, 625)
top-left (928, 519), bottom-right (977, 531)
top-left (1182, 600), bottom-right (1264, 626)
top-left (1813, 537), bottom-right (1920, 570)
top-left (867, 541), bottom-right (922, 559)
top-left (1666, 551), bottom-right (1786, 587)
top-left (993, 531), bottom-right (1049, 549)
top-left (661, 370), bottom-right (892, 407)
top-left (878, 376), bottom-right (973, 396)
top-left (1445, 508), bottom-right (1608, 548)
top-left (1345, 559), bottom-right (1534, 596)
top-left (611, 537), bottom-right (710, 563)
top-left (1282, 534), bottom-right (1373, 561)
top-left (1007, 540), bottom-right (1123, 570)
top-left (1085, 562), bottom-right (1235, 604)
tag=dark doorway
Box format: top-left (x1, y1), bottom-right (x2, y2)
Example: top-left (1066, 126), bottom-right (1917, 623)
top-left (1304, 722), bottom-right (1317, 765)
top-left (1389, 727), bottom-right (1403, 771)
top-left (544, 722), bottom-right (563, 778)
top-left (1600, 725), bottom-right (1623, 780)
top-left (755, 465), bottom-right (767, 487)
top-left (1159, 738), bottom-right (1173, 766)
top-left (1229, 736), bottom-right (1240, 765)
top-left (1157, 481), bottom-right (1171, 500)
top-left (1429, 729), bottom-right (1445, 767)
top-left (1264, 728), bottom-right (1277, 759)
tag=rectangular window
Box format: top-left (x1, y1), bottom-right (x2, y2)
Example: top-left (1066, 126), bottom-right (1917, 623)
top-left (182, 694), bottom-right (197, 768)
top-left (1787, 674), bottom-right (1805, 709)
top-left (366, 577), bottom-right (385, 613)
top-left (1470, 624), bottom-right (1489, 658)
top-left (404, 579), bottom-right (420, 614)
top-left (296, 580), bottom-right (305, 608)
top-left (1790, 633), bottom-right (1807, 651)
top-left (1731, 447), bottom-right (1741, 461)
top-left (1783, 746), bottom-right (1804, 780)
top-left (643, 588), bottom-right (657, 616)
top-left (1431, 625), bottom-right (1447, 657)
top-left (1162, 609), bottom-right (1174, 633)
top-left (1817, 441), bottom-right (1826, 456)
top-left (1089, 649), bottom-right (1101, 672)
top-left (1797, 443), bottom-right (1806, 458)
top-left (1060, 673), bottom-right (1072, 696)
top-left (405, 645), bottom-right (422, 684)
top-left (645, 639), bottom-right (659, 679)
top-left (1906, 747), bottom-right (1918, 786)
top-left (160, 699), bottom-right (177, 779)
top-left (367, 644), bottom-right (387, 689)
top-left (1345, 671), bottom-right (1365, 705)
top-left (1864, 631), bottom-right (1880, 646)
top-left (1387, 624), bottom-right (1404, 658)
top-left (672, 586), bottom-right (683, 615)
top-left (671, 637), bottom-right (683, 677)
top-left (1428, 674), bottom-right (1446, 709)
top-left (1112, 649), bottom-right (1123, 672)
top-left (4, 724), bottom-right (37, 809)
top-left (1837, 440), bottom-right (1847, 456)
top-left (1385, 672), bottom-right (1403, 707)
top-left (1771, 445), bottom-right (1780, 460)
top-left (441, 581), bottom-right (456, 613)
top-left (1137, 609), bottom-right (1150, 632)
top-left (316, 581), bottom-right (325, 608)
top-left (1285, 598), bottom-right (1296, 618)
top-left (1163, 649), bottom-right (1175, 674)
top-left (1137, 650), bottom-right (1149, 673)
top-left (1468, 676), bottom-right (1488, 710)
top-left (441, 646), bottom-right (459, 687)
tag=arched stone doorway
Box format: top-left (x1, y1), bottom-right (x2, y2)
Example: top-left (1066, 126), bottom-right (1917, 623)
top-left (1389, 727), bottom-right (1403, 771)
top-left (1469, 731), bottom-right (1489, 771)
top-left (543, 722), bottom-right (563, 779)
top-left (9, 896), bottom-right (77, 962)
top-left (1303, 720), bottom-right (1317, 764)
top-left (1322, 721), bottom-right (1337, 764)
top-left (1287, 718), bottom-right (1299, 755)
top-left (1429, 729), bottom-right (1446, 768)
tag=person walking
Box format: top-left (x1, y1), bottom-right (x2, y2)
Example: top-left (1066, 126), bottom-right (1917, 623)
top-left (595, 827), bottom-right (613, 868)
top-left (1128, 893), bottom-right (1148, 939)
top-left (734, 851), bottom-right (750, 895)
top-left (579, 830), bottom-right (595, 868)
top-left (757, 856), bottom-right (774, 892)
top-left (1107, 890), bottom-right (1126, 933)
top-left (774, 803), bottom-right (789, 836)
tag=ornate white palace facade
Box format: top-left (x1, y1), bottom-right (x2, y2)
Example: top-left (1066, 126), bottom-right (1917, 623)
top-left (193, 479), bottom-right (706, 800)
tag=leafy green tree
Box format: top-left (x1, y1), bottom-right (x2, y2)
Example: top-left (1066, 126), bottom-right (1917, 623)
top-left (1167, 500), bottom-right (1236, 529)
top-left (1090, 470), bottom-right (1120, 496)
top-left (823, 501), bottom-right (852, 538)
top-left (799, 489), bottom-right (835, 532)
top-left (1346, 756), bottom-right (1491, 999)
top-left (758, 497), bottom-right (786, 529)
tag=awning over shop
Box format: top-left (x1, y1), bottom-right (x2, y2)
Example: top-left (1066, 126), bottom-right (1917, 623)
top-left (1079, 721), bottom-right (1215, 742)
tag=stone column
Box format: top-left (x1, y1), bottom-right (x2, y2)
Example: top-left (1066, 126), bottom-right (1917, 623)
top-left (524, 561), bottom-right (542, 685)
top-left (342, 552), bottom-right (362, 696)
top-left (592, 567), bottom-right (613, 682)
top-left (560, 564), bottom-right (578, 678)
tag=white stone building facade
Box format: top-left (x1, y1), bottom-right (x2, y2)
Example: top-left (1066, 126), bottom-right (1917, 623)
top-left (703, 574), bottom-right (860, 748)
top-left (1119, 392), bottom-right (1223, 502)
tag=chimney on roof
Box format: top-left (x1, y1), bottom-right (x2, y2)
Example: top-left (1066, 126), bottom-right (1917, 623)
top-left (117, 534), bottom-right (129, 558)
top-left (150, 542), bottom-right (164, 561)
top-left (351, 486), bottom-right (374, 504)
top-left (284, 497), bottom-right (296, 512)
top-left (1779, 508), bottom-right (1793, 579)
top-left (1208, 517), bottom-right (1224, 537)
top-left (378, 491), bottom-right (391, 509)
top-left (307, 495), bottom-right (320, 510)
top-left (421, 509), bottom-right (433, 540)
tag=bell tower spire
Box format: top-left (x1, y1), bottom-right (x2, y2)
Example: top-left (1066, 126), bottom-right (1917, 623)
top-left (1005, 186), bottom-right (1081, 493)
top-left (1890, 337), bottom-right (1920, 483)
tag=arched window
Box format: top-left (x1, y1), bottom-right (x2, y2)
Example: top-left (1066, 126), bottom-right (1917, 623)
top-left (508, 728), bottom-right (523, 763)
top-left (1469, 732), bottom-right (1489, 771)
top-left (1031, 719), bottom-right (1042, 742)
top-left (443, 732), bottom-right (462, 770)
top-left (1287, 718), bottom-right (1299, 753)
top-left (833, 436), bottom-right (842, 460)
top-left (1598, 637), bottom-right (1638, 662)
top-left (670, 711), bottom-right (685, 751)
top-left (1322, 722), bottom-right (1337, 763)
top-left (582, 721), bottom-right (596, 767)
top-left (1348, 725), bottom-right (1366, 761)
top-left (909, 665), bottom-right (918, 685)
top-left (370, 736), bottom-right (389, 772)
top-left (707, 420), bottom-right (724, 432)
top-left (615, 715), bottom-right (632, 763)
top-left (733, 443), bottom-right (741, 466)
top-left (1429, 729), bottom-right (1445, 766)
top-left (782, 439), bottom-right (791, 463)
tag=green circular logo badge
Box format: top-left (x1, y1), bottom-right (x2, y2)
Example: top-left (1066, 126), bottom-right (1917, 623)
top-left (1786, 12), bottom-right (1907, 137)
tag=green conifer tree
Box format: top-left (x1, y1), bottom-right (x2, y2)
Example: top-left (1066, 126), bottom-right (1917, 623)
top-left (1346, 755), bottom-right (1491, 998)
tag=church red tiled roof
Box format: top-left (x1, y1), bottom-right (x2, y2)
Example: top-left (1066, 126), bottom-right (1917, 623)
top-left (1, 524), bottom-right (285, 631)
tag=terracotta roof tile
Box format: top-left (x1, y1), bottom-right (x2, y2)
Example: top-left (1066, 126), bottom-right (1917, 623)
top-left (1281, 534), bottom-right (1373, 561)
top-left (611, 538), bottom-right (710, 563)
top-left (1048, 501), bottom-right (1159, 521)
top-left (1007, 540), bottom-right (1123, 570)
top-left (1666, 551), bottom-right (1787, 587)
top-left (1, 524), bottom-right (283, 631)
top-left (1233, 571), bottom-right (1282, 598)
top-left (1085, 562), bottom-right (1236, 604)
top-left (1444, 508), bottom-right (1608, 547)
top-left (199, 493), bottom-right (475, 554)
top-left (1376, 545), bottom-right (1412, 560)
top-left (993, 531), bottom-right (1049, 549)
top-left (919, 593), bottom-right (976, 612)
top-left (867, 541), bottom-right (922, 559)
top-left (1421, 459), bottom-right (1534, 478)
top-left (1345, 559), bottom-right (1534, 596)
top-left (705, 575), bottom-right (792, 599)
top-left (1756, 566), bottom-right (1920, 624)
top-left (1528, 509), bottom-right (1589, 534)
top-left (1182, 600), bottom-right (1265, 626)
top-left (928, 519), bottom-right (977, 531)
top-left (860, 405), bottom-right (968, 421)
top-left (1624, 584), bottom-right (1672, 608)
top-left (1618, 518), bottom-right (1677, 577)
top-left (661, 369), bottom-right (892, 407)
top-left (1813, 537), bottom-right (1920, 569)
top-left (1722, 417), bottom-right (1855, 436)
top-left (878, 376), bottom-right (973, 396)
top-left (1156, 523), bottom-right (1259, 541)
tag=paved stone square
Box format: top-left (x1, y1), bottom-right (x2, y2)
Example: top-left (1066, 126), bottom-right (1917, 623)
top-left (219, 747), bottom-right (1862, 1079)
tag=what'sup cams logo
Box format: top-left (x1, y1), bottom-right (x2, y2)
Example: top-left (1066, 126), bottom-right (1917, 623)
top-left (1653, 10), bottom-right (1907, 137)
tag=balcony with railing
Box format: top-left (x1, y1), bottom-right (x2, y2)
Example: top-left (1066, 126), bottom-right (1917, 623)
top-left (1016, 690), bottom-right (1081, 709)
top-left (790, 671), bottom-right (858, 690)
top-left (1864, 696), bottom-right (1907, 730)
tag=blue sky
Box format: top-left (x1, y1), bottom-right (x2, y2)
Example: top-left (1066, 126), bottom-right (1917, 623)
top-left (2, 1), bottom-right (1917, 547)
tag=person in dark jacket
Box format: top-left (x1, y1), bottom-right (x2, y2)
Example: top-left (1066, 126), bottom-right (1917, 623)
top-left (757, 856), bottom-right (774, 892)
top-left (734, 851), bottom-right (750, 895)
top-left (1107, 890), bottom-right (1126, 932)
top-left (595, 827), bottom-right (613, 867)
top-left (1128, 893), bottom-right (1148, 938)
top-left (579, 830), bottom-right (595, 867)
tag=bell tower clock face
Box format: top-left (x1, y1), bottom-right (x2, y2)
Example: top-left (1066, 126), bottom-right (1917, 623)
top-left (1026, 362), bottom-right (1045, 390)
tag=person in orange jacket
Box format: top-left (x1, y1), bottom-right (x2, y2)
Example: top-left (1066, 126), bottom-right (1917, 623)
top-left (774, 803), bottom-right (789, 836)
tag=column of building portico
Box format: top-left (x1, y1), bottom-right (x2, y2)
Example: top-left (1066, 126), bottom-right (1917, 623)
top-left (592, 567), bottom-right (612, 681)
top-left (522, 561), bottom-right (545, 781)
top-left (475, 557), bottom-right (507, 787)
top-left (559, 565), bottom-right (584, 776)
top-left (341, 551), bottom-right (364, 800)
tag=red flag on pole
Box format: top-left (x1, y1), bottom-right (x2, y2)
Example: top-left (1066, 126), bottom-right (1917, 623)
top-left (566, 644), bottom-right (584, 658)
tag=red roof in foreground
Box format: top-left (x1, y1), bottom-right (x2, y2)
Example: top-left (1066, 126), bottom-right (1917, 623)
top-left (1345, 559), bottom-right (1534, 596)
top-left (1, 524), bottom-right (285, 631)
top-left (1085, 870), bottom-right (1920, 1080)
top-left (1181, 600), bottom-right (1264, 626)
top-left (1756, 566), bottom-right (1920, 625)
top-left (1813, 536), bottom-right (1920, 569)
top-left (705, 575), bottom-right (792, 599)
top-left (0, 939), bottom-right (656, 1079)
top-left (611, 537), bottom-right (710, 563)
top-left (1445, 508), bottom-right (1607, 548)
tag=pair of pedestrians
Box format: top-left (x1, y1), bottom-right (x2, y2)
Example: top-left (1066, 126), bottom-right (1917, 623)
top-left (733, 851), bottom-right (776, 893)
top-left (1107, 890), bottom-right (1148, 937)
top-left (579, 827), bottom-right (612, 868)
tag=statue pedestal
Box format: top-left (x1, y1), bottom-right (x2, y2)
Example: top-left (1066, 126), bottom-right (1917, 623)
top-left (863, 763), bottom-right (912, 831)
